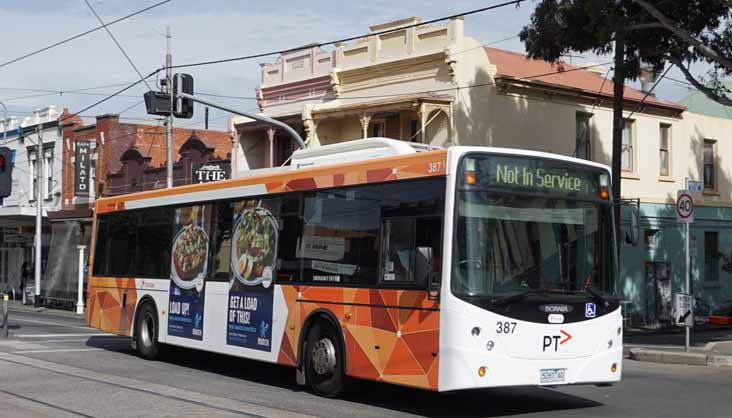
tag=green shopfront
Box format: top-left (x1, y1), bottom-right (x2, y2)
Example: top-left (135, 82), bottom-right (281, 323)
top-left (621, 202), bottom-right (732, 327)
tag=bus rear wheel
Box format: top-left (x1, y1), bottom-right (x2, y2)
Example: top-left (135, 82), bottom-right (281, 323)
top-left (305, 320), bottom-right (345, 398)
top-left (135, 302), bottom-right (160, 360)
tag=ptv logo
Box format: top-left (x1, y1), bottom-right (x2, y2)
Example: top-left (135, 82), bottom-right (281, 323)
top-left (542, 330), bottom-right (573, 352)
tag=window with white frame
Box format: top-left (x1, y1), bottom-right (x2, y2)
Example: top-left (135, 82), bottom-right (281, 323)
top-left (28, 150), bottom-right (38, 200)
top-left (621, 119), bottom-right (635, 172)
top-left (703, 139), bottom-right (716, 191)
top-left (659, 124), bottom-right (671, 176)
top-left (575, 112), bottom-right (592, 160)
top-left (44, 147), bottom-right (54, 199)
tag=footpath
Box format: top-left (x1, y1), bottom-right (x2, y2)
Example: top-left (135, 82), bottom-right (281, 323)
top-left (625, 325), bottom-right (732, 368)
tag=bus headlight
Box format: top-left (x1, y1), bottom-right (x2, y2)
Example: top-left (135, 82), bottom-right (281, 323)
top-left (486, 340), bottom-right (495, 351)
top-left (471, 327), bottom-right (481, 337)
top-left (607, 339), bottom-right (613, 349)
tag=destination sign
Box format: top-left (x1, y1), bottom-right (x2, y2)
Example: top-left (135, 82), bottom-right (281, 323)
top-left (461, 154), bottom-right (606, 198)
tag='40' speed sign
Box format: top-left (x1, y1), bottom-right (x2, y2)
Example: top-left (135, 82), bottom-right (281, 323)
top-left (676, 191), bottom-right (694, 223)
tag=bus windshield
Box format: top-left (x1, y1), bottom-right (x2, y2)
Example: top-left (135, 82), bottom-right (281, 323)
top-left (452, 155), bottom-right (617, 299)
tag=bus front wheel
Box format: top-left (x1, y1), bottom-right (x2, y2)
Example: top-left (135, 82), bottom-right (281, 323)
top-left (305, 320), bottom-right (345, 398)
top-left (135, 302), bottom-right (160, 360)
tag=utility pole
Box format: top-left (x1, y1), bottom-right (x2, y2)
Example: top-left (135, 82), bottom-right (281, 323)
top-left (165, 26), bottom-right (174, 188)
top-left (612, 11), bottom-right (626, 256)
top-left (34, 126), bottom-right (43, 306)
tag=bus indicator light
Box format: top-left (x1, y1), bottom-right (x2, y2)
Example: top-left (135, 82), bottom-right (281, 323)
top-left (478, 367), bottom-right (487, 377)
top-left (466, 171), bottom-right (477, 185)
top-left (611, 363), bottom-right (618, 373)
top-left (599, 186), bottom-right (609, 199)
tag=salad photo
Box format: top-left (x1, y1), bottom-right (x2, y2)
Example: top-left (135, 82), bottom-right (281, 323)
top-left (230, 203), bottom-right (279, 286)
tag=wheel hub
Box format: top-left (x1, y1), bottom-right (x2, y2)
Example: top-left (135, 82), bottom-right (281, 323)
top-left (312, 337), bottom-right (336, 376)
top-left (140, 312), bottom-right (154, 347)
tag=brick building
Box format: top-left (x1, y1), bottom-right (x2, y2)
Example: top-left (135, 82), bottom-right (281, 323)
top-left (43, 112), bottom-right (232, 305)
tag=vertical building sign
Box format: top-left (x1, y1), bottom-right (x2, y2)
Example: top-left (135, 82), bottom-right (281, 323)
top-left (168, 205), bottom-right (211, 340)
top-left (227, 199), bottom-right (278, 351)
top-left (74, 141), bottom-right (91, 196)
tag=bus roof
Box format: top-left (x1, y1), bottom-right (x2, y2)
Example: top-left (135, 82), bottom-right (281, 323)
top-left (95, 139), bottom-right (448, 214)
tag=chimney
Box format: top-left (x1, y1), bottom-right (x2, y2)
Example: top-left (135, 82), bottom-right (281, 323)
top-left (639, 66), bottom-right (657, 96)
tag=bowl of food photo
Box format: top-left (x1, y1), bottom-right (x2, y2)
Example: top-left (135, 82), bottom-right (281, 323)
top-left (171, 223), bottom-right (209, 289)
top-left (230, 206), bottom-right (278, 286)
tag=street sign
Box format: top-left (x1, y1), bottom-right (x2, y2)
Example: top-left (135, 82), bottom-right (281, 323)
top-left (676, 191), bottom-right (694, 223)
top-left (686, 179), bottom-right (703, 193)
top-left (674, 293), bottom-right (693, 327)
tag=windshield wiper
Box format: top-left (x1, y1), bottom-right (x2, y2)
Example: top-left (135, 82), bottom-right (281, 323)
top-left (583, 284), bottom-right (609, 308)
top-left (491, 290), bottom-right (532, 306)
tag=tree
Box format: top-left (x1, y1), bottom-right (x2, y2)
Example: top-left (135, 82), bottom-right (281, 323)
top-left (518, 0), bottom-right (732, 252)
top-left (519, 0), bottom-right (732, 104)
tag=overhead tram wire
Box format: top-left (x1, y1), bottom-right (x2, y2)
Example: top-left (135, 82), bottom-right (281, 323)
top-left (0, 0), bottom-right (171, 70)
top-left (83, 0), bottom-right (153, 91)
top-left (170, 0), bottom-right (525, 70)
top-left (624, 65), bottom-right (673, 121)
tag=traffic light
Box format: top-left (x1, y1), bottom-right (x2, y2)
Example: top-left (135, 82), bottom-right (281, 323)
top-left (144, 91), bottom-right (172, 117)
top-left (173, 73), bottom-right (194, 119)
top-left (0, 147), bottom-right (14, 198)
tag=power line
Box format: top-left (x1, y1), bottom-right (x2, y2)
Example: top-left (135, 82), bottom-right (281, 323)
top-left (170, 0), bottom-right (525, 69)
top-left (83, 0), bottom-right (153, 91)
top-left (0, 0), bottom-right (171, 70)
top-left (625, 65), bottom-right (673, 121)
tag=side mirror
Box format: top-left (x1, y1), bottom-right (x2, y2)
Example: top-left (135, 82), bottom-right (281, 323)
top-left (625, 207), bottom-right (640, 246)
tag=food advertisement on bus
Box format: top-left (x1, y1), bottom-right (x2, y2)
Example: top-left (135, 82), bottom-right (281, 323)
top-left (168, 205), bottom-right (211, 340)
top-left (227, 198), bottom-right (278, 352)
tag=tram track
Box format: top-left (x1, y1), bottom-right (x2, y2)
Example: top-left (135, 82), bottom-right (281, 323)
top-left (0, 387), bottom-right (97, 418)
top-left (0, 352), bottom-right (319, 418)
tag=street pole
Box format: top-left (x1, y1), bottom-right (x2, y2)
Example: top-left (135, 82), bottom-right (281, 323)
top-left (612, 17), bottom-right (626, 257)
top-left (166, 26), bottom-right (174, 188)
top-left (34, 126), bottom-right (43, 306)
top-left (0, 101), bottom-right (7, 144)
top-left (76, 245), bottom-right (87, 314)
top-left (685, 222), bottom-right (690, 351)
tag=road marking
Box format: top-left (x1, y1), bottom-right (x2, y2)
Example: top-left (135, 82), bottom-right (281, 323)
top-left (10, 348), bottom-right (104, 354)
top-left (11, 318), bottom-right (93, 331)
top-left (0, 353), bottom-right (317, 418)
top-left (17, 333), bottom-right (114, 338)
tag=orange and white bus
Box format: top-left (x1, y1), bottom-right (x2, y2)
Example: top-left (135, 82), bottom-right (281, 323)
top-left (87, 138), bottom-right (622, 397)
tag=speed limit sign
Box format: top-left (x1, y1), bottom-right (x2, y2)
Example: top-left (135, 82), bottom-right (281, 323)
top-left (676, 191), bottom-right (694, 223)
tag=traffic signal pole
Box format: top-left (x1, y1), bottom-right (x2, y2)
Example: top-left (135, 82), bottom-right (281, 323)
top-left (177, 92), bottom-right (305, 150)
top-left (34, 126), bottom-right (43, 306)
top-left (165, 26), bottom-right (174, 188)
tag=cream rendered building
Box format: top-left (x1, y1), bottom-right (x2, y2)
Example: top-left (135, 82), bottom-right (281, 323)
top-left (233, 17), bottom-right (732, 325)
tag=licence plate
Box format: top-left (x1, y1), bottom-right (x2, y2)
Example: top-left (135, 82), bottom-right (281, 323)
top-left (540, 368), bottom-right (567, 384)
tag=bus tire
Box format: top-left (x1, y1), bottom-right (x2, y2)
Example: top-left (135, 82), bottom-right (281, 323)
top-left (304, 319), bottom-right (345, 398)
top-left (135, 302), bottom-right (160, 360)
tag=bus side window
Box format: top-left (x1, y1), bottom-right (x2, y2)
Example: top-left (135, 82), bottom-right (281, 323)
top-left (380, 216), bottom-right (442, 288)
top-left (276, 195), bottom-right (303, 283)
top-left (108, 211), bottom-right (137, 277)
top-left (210, 201), bottom-right (233, 281)
top-left (381, 218), bottom-right (416, 284)
top-left (92, 216), bottom-right (110, 276)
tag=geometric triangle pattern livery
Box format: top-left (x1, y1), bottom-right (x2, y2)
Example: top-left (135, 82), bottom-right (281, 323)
top-left (86, 277), bottom-right (137, 336)
top-left (278, 286), bottom-right (440, 390)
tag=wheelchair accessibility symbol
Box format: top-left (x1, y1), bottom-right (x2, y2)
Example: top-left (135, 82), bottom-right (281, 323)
top-left (585, 303), bottom-right (596, 318)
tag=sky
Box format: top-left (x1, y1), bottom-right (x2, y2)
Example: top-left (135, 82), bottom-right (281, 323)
top-left (0, 0), bottom-right (709, 131)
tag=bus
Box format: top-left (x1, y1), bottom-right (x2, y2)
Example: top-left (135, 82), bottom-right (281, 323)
top-left (87, 138), bottom-right (622, 397)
